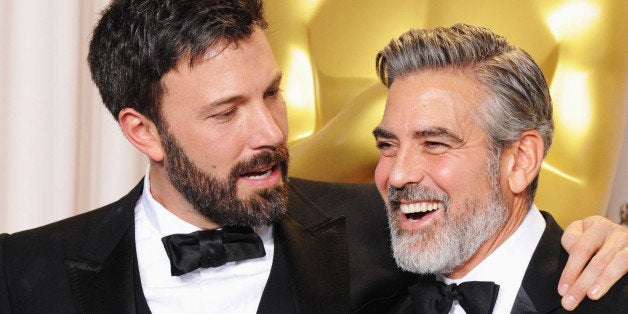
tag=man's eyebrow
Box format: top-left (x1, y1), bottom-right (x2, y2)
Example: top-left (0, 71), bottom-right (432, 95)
top-left (196, 94), bottom-right (241, 118)
top-left (373, 126), bottom-right (463, 143)
top-left (266, 71), bottom-right (283, 89)
top-left (416, 127), bottom-right (463, 143)
top-left (207, 95), bottom-right (243, 108)
top-left (373, 127), bottom-right (395, 139)
top-left (200, 71), bottom-right (283, 115)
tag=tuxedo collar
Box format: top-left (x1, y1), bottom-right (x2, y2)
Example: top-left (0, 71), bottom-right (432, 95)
top-left (63, 178), bottom-right (352, 313)
top-left (517, 211), bottom-right (566, 313)
top-left (65, 180), bottom-right (147, 314)
top-left (275, 179), bottom-right (351, 313)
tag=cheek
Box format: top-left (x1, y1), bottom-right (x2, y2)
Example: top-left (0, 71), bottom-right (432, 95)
top-left (432, 162), bottom-right (456, 181)
top-left (421, 158), bottom-right (466, 198)
top-left (273, 101), bottom-right (289, 137)
top-left (190, 133), bottom-right (240, 176)
top-left (198, 149), bottom-right (229, 175)
top-left (374, 159), bottom-right (391, 199)
top-left (432, 158), bottom-right (489, 199)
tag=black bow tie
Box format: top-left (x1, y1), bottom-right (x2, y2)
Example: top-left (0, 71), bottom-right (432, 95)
top-left (161, 226), bottom-right (266, 276)
top-left (408, 276), bottom-right (500, 314)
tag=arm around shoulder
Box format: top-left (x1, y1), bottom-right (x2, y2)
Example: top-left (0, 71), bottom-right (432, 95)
top-left (560, 216), bottom-right (628, 310)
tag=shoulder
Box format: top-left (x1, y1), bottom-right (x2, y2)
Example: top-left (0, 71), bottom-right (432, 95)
top-left (575, 278), bottom-right (628, 313)
top-left (287, 177), bottom-right (383, 217)
top-left (287, 177), bottom-right (413, 311)
top-left (526, 211), bottom-right (627, 313)
top-left (285, 177), bottom-right (389, 250)
top-left (285, 177), bottom-right (388, 242)
top-left (1, 180), bottom-right (142, 261)
top-left (0, 181), bottom-right (143, 311)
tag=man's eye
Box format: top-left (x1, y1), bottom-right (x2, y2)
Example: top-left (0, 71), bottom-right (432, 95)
top-left (376, 141), bottom-right (397, 157)
top-left (424, 141), bottom-right (449, 153)
top-left (425, 141), bottom-right (445, 147)
top-left (265, 88), bottom-right (282, 98)
top-left (211, 107), bottom-right (237, 120)
top-left (376, 141), bottom-right (390, 149)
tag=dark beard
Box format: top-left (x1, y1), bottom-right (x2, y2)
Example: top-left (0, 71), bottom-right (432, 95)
top-left (159, 127), bottom-right (289, 227)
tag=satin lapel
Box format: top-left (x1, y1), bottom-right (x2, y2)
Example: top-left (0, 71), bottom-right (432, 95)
top-left (518, 212), bottom-right (566, 313)
top-left (511, 286), bottom-right (538, 314)
top-left (276, 181), bottom-right (350, 313)
top-left (257, 232), bottom-right (297, 313)
top-left (65, 181), bottom-right (145, 314)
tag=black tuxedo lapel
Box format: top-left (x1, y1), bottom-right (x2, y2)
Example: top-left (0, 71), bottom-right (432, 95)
top-left (274, 181), bottom-right (351, 313)
top-left (511, 285), bottom-right (538, 314)
top-left (516, 212), bottom-right (566, 313)
top-left (257, 229), bottom-right (297, 314)
top-left (65, 181), bottom-right (147, 314)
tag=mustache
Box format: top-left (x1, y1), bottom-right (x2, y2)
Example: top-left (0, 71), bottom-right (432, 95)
top-left (230, 145), bottom-right (289, 178)
top-left (387, 184), bottom-right (450, 209)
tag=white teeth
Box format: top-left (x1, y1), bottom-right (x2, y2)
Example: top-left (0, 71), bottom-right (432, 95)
top-left (399, 202), bottom-right (443, 214)
top-left (245, 168), bottom-right (272, 179)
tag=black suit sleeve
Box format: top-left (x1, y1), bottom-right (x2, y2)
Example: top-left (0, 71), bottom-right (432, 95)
top-left (1, 233), bottom-right (13, 313)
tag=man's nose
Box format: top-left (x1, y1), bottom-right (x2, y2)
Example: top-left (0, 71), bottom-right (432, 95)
top-left (248, 104), bottom-right (285, 150)
top-left (387, 146), bottom-right (425, 188)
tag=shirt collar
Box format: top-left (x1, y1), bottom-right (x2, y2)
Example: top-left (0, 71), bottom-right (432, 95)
top-left (438, 204), bottom-right (546, 313)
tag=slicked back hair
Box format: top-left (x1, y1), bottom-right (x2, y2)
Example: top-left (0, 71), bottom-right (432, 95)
top-left (88, 0), bottom-right (267, 125)
top-left (375, 24), bottom-right (554, 203)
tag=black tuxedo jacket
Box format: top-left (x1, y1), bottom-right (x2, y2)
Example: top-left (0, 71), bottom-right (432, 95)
top-left (382, 212), bottom-right (628, 313)
top-left (0, 178), bottom-right (412, 314)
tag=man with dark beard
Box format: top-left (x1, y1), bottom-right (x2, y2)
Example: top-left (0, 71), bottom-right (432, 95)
top-left (372, 24), bottom-right (627, 313)
top-left (0, 1), bottom-right (409, 313)
top-left (0, 1), bottom-right (627, 314)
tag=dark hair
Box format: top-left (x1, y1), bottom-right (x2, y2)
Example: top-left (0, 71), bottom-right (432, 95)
top-left (376, 24), bottom-right (554, 202)
top-left (87, 0), bottom-right (267, 124)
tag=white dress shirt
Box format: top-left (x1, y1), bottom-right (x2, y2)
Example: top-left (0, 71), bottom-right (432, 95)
top-left (134, 173), bottom-right (274, 313)
top-left (437, 205), bottom-right (546, 314)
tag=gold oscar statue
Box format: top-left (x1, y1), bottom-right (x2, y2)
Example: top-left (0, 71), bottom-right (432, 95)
top-left (264, 0), bottom-right (628, 226)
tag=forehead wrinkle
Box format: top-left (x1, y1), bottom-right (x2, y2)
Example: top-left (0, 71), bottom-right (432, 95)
top-left (195, 71), bottom-right (282, 120)
top-left (415, 127), bottom-right (464, 143)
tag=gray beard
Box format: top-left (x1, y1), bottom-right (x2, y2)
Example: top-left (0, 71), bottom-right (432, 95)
top-left (386, 156), bottom-right (509, 275)
top-left (387, 191), bottom-right (508, 275)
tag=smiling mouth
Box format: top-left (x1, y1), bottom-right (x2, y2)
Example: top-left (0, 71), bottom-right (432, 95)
top-left (399, 201), bottom-right (444, 221)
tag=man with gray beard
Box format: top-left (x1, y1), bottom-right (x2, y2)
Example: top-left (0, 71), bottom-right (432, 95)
top-left (1, 2), bottom-right (627, 313)
top-left (371, 24), bottom-right (627, 313)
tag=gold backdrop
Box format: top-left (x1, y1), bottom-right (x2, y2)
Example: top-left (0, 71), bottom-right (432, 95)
top-left (263, 0), bottom-right (628, 226)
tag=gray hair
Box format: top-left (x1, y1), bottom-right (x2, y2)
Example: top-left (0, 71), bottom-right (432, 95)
top-left (375, 23), bottom-right (554, 202)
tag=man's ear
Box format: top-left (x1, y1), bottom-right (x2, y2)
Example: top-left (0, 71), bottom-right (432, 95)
top-left (118, 108), bottom-right (165, 162)
top-left (503, 130), bottom-right (545, 194)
